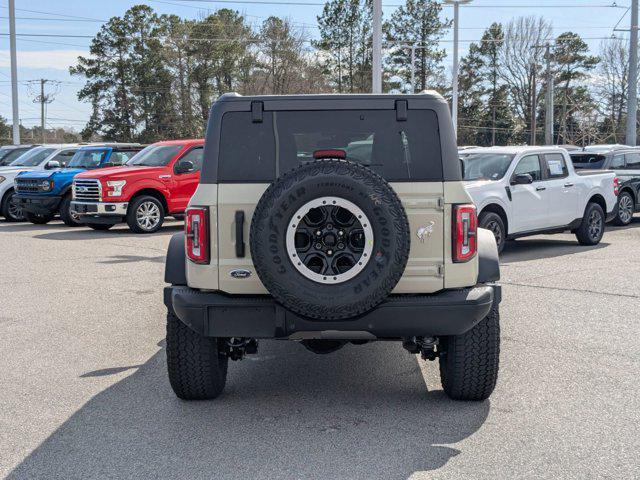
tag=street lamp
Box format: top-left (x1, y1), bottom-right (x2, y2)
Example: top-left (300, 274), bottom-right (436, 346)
top-left (444, 0), bottom-right (472, 135)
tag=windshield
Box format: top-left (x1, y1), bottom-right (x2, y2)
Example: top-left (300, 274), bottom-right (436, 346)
top-left (1, 147), bottom-right (33, 166)
top-left (68, 149), bottom-right (108, 168)
top-left (462, 153), bottom-right (515, 181)
top-left (9, 147), bottom-right (56, 167)
top-left (126, 144), bottom-right (182, 167)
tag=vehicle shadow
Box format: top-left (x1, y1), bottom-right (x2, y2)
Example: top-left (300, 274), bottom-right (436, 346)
top-left (7, 341), bottom-right (490, 480)
top-left (607, 216), bottom-right (640, 231)
top-left (500, 238), bottom-right (609, 263)
top-left (31, 223), bottom-right (183, 241)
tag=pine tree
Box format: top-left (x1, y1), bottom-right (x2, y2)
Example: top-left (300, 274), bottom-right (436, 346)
top-left (384, 0), bottom-right (450, 92)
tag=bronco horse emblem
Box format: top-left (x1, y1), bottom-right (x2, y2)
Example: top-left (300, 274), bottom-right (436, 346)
top-left (416, 221), bottom-right (435, 243)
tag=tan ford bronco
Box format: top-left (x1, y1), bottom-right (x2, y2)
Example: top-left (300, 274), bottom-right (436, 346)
top-left (163, 92), bottom-right (501, 401)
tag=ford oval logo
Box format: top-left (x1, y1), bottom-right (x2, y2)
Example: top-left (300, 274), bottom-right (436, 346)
top-left (77, 186), bottom-right (89, 193)
top-left (230, 269), bottom-right (251, 279)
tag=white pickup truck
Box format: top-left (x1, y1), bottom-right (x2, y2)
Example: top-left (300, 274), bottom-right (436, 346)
top-left (0, 144), bottom-right (79, 221)
top-left (461, 146), bottom-right (618, 252)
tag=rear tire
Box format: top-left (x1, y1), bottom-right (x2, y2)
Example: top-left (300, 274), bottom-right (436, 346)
top-left (60, 195), bottom-right (82, 227)
top-left (575, 202), bottom-right (605, 245)
top-left (127, 195), bottom-right (165, 233)
top-left (1, 190), bottom-right (25, 222)
top-left (25, 211), bottom-right (54, 225)
top-left (478, 211), bottom-right (506, 253)
top-left (613, 191), bottom-right (634, 226)
top-left (439, 306), bottom-right (500, 401)
top-left (88, 224), bottom-right (114, 231)
top-left (166, 311), bottom-right (228, 400)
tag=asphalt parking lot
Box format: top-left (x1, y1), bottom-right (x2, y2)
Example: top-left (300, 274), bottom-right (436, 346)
top-left (1, 219), bottom-right (639, 479)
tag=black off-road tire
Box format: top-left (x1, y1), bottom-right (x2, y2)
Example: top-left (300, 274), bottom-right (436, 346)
top-left (88, 224), bottom-right (114, 231)
top-left (25, 211), bottom-right (54, 225)
top-left (479, 211), bottom-right (506, 253)
top-left (575, 202), bottom-right (605, 246)
top-left (250, 159), bottom-right (411, 320)
top-left (60, 195), bottom-right (83, 227)
top-left (127, 195), bottom-right (165, 234)
top-left (166, 311), bottom-right (228, 400)
top-left (613, 191), bottom-right (634, 226)
top-left (439, 305), bottom-right (500, 401)
top-left (1, 189), bottom-right (24, 221)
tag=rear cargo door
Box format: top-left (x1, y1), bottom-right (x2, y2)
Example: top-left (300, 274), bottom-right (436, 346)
top-left (216, 107), bottom-right (445, 294)
top-left (391, 182), bottom-right (445, 293)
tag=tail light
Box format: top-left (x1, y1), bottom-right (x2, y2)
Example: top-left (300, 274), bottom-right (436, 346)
top-left (453, 204), bottom-right (477, 262)
top-left (614, 177), bottom-right (619, 196)
top-left (185, 207), bottom-right (209, 264)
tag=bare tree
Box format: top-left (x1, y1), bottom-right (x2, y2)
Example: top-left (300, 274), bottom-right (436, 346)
top-left (498, 16), bottom-right (552, 142)
top-left (594, 39), bottom-right (630, 142)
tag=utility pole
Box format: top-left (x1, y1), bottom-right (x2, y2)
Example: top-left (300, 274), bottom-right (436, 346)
top-left (29, 79), bottom-right (57, 143)
top-left (627, 0), bottom-right (639, 146)
top-left (40, 79), bottom-right (47, 143)
top-left (8, 0), bottom-right (20, 145)
top-left (531, 62), bottom-right (537, 146)
top-left (372, 0), bottom-right (382, 93)
top-left (410, 44), bottom-right (416, 94)
top-left (544, 44), bottom-right (554, 145)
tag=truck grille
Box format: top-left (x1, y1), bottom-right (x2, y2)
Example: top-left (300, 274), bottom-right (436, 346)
top-left (15, 178), bottom-right (40, 194)
top-left (73, 179), bottom-right (101, 201)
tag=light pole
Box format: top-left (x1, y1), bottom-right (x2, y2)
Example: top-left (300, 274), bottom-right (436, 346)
top-left (444, 0), bottom-right (472, 135)
top-left (372, 0), bottom-right (382, 93)
top-left (8, 0), bottom-right (19, 144)
top-left (627, 0), bottom-right (638, 146)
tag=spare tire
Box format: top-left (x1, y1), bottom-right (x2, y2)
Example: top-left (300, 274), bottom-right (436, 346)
top-left (250, 159), bottom-right (410, 320)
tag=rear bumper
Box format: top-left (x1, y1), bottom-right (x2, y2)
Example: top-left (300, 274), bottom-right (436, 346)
top-left (164, 284), bottom-right (501, 340)
top-left (70, 201), bottom-right (128, 224)
top-left (14, 194), bottom-right (61, 215)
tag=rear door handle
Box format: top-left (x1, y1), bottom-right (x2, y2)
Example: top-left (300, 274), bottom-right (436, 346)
top-left (536, 186), bottom-right (546, 191)
top-left (564, 182), bottom-right (574, 187)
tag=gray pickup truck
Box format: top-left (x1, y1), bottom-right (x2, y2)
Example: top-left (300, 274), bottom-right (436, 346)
top-left (164, 92), bottom-right (502, 402)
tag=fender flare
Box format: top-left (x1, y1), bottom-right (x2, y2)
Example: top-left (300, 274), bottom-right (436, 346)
top-left (477, 228), bottom-right (500, 283)
top-left (164, 233), bottom-right (187, 285)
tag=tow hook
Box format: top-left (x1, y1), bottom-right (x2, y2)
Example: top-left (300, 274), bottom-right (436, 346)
top-left (225, 337), bottom-right (258, 361)
top-left (402, 336), bottom-right (440, 361)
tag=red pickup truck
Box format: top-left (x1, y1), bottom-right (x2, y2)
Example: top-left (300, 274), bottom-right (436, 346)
top-left (70, 139), bottom-right (203, 233)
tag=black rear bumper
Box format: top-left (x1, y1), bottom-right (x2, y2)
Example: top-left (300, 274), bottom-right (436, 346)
top-left (164, 284), bottom-right (501, 340)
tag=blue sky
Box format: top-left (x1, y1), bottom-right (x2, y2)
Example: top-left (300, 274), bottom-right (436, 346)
top-left (0, 0), bottom-right (632, 132)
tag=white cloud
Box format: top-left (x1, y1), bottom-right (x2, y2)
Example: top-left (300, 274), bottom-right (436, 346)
top-left (0, 49), bottom-right (88, 71)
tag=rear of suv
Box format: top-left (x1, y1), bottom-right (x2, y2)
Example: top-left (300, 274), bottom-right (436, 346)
top-left (570, 145), bottom-right (640, 225)
top-left (163, 93), bottom-right (502, 402)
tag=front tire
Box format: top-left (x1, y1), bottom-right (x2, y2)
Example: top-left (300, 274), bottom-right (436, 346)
top-left (575, 202), bottom-right (605, 245)
top-left (166, 311), bottom-right (228, 400)
top-left (60, 195), bottom-right (83, 227)
top-left (1, 190), bottom-right (25, 222)
top-left (478, 211), bottom-right (506, 253)
top-left (439, 306), bottom-right (500, 401)
top-left (613, 191), bottom-right (634, 226)
top-left (127, 195), bottom-right (165, 233)
top-left (25, 211), bottom-right (54, 225)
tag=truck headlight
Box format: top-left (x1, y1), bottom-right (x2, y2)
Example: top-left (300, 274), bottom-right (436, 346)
top-left (106, 180), bottom-right (126, 197)
top-left (41, 180), bottom-right (53, 191)
top-left (0, 176), bottom-right (5, 184)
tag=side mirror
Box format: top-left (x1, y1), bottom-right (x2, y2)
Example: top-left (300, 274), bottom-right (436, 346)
top-left (174, 160), bottom-right (194, 174)
top-left (512, 173), bottom-right (533, 185)
top-left (45, 160), bottom-right (60, 170)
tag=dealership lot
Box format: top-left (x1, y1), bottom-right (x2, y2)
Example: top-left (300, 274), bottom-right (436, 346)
top-left (1, 220), bottom-right (639, 479)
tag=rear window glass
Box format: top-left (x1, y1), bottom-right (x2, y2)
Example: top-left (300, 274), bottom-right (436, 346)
top-left (217, 109), bottom-right (442, 182)
top-left (570, 154), bottom-right (606, 168)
